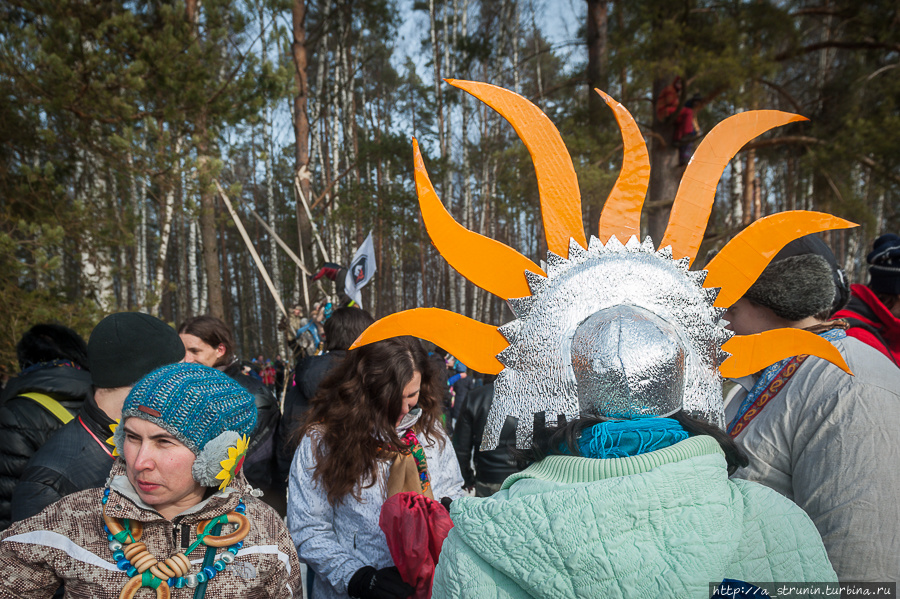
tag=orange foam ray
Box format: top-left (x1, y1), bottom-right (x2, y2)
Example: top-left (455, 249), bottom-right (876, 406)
top-left (446, 79), bottom-right (586, 256)
top-left (350, 308), bottom-right (507, 375)
top-left (413, 139), bottom-right (545, 300)
top-left (662, 111), bottom-right (809, 265)
top-left (706, 211), bottom-right (857, 308)
top-left (595, 89), bottom-right (649, 243)
top-left (720, 328), bottom-right (852, 379)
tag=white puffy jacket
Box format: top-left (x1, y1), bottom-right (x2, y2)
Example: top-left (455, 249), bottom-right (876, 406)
top-left (287, 421), bottom-right (464, 599)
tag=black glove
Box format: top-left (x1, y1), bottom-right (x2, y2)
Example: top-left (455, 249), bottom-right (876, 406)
top-left (348, 566), bottom-right (414, 599)
top-left (440, 496), bottom-right (453, 512)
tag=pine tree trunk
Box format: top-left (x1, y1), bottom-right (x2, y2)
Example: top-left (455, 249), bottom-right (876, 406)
top-left (175, 201), bottom-right (188, 322)
top-left (743, 149), bottom-right (758, 225)
top-left (186, 0), bottom-right (225, 321)
top-left (188, 218), bottom-right (200, 315)
top-left (586, 0), bottom-right (609, 240)
top-left (150, 136), bottom-right (182, 317)
top-left (291, 0), bottom-right (314, 309)
top-left (457, 0), bottom-right (471, 317)
top-left (647, 74), bottom-right (681, 242)
top-left (219, 218), bottom-right (233, 325)
top-left (419, 218), bottom-right (428, 305)
top-left (128, 149), bottom-right (147, 309)
top-left (259, 8), bottom-right (286, 354)
top-left (198, 155), bottom-right (224, 320)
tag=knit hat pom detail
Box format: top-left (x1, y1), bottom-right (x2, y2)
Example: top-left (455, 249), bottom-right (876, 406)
top-left (193, 431), bottom-right (243, 488)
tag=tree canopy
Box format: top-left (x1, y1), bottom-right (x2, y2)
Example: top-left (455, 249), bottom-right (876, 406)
top-left (0, 0), bottom-right (896, 369)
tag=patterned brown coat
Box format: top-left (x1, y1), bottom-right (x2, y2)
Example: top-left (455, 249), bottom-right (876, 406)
top-left (0, 462), bottom-right (300, 599)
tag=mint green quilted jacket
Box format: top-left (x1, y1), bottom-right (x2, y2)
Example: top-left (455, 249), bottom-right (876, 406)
top-left (433, 436), bottom-right (836, 598)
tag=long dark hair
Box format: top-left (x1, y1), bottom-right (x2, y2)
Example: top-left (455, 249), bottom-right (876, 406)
top-left (526, 411), bottom-right (749, 475)
top-left (294, 336), bottom-right (444, 505)
top-left (323, 307), bottom-right (374, 352)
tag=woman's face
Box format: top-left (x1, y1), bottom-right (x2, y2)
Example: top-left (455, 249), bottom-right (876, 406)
top-left (179, 333), bottom-right (225, 368)
top-left (397, 370), bottom-right (421, 426)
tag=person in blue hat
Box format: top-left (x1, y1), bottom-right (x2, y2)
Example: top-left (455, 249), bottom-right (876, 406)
top-left (0, 362), bottom-right (300, 599)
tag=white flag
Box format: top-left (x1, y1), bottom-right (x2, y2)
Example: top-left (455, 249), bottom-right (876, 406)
top-left (344, 231), bottom-right (376, 306)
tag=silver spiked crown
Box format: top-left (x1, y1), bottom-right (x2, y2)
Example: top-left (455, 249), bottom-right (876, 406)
top-left (486, 235), bottom-right (731, 449)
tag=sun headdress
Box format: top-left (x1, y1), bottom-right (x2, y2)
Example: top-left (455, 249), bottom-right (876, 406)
top-left (353, 80), bottom-right (855, 449)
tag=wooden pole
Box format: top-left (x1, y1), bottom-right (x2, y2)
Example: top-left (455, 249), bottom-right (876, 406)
top-left (294, 172), bottom-right (330, 263)
top-left (249, 207), bottom-right (312, 276)
top-left (214, 181), bottom-right (288, 319)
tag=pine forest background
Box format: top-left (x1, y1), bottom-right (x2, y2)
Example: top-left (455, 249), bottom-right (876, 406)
top-left (1, 0), bottom-right (898, 370)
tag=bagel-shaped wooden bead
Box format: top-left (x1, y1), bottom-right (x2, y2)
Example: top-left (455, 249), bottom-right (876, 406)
top-left (159, 557), bottom-right (181, 578)
top-left (124, 548), bottom-right (150, 565)
top-left (126, 549), bottom-right (151, 567)
top-left (158, 559), bottom-right (179, 578)
top-left (132, 554), bottom-right (157, 574)
top-left (118, 575), bottom-right (170, 599)
top-left (122, 542), bottom-right (147, 561)
top-left (104, 514), bottom-right (143, 542)
top-left (130, 521), bottom-right (143, 541)
top-left (150, 562), bottom-right (175, 580)
top-left (131, 552), bottom-right (157, 573)
top-left (196, 512), bottom-right (250, 547)
top-left (167, 554), bottom-right (191, 577)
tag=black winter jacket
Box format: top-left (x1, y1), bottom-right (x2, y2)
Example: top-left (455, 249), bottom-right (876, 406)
top-left (452, 383), bottom-right (520, 486)
top-left (12, 393), bottom-right (116, 523)
top-left (275, 351), bottom-right (345, 487)
top-left (0, 364), bottom-right (92, 530)
top-left (223, 361), bottom-right (284, 514)
top-left (451, 376), bottom-right (475, 420)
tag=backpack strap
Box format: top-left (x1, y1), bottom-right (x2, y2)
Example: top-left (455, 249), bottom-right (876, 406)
top-left (19, 392), bottom-right (75, 424)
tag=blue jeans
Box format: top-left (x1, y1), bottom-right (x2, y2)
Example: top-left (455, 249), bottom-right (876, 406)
top-left (296, 321), bottom-right (321, 348)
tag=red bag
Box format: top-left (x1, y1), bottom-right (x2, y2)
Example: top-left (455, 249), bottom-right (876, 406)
top-left (379, 492), bottom-right (454, 599)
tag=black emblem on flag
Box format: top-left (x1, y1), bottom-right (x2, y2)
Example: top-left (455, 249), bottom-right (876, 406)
top-left (352, 257), bottom-right (367, 284)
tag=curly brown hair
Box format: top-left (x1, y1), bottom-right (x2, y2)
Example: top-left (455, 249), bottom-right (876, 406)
top-left (294, 336), bottom-right (445, 505)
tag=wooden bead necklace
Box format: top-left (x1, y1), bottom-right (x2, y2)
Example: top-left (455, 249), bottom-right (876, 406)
top-left (102, 488), bottom-right (250, 599)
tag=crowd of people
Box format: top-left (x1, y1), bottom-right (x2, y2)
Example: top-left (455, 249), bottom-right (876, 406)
top-left (0, 230), bottom-right (898, 598)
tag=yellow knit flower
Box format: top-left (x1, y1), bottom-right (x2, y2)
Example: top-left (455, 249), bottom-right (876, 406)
top-left (215, 435), bottom-right (250, 490)
top-left (106, 420), bottom-right (120, 457)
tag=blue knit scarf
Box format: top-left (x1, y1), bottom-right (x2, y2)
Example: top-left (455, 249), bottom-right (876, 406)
top-left (572, 418), bottom-right (689, 459)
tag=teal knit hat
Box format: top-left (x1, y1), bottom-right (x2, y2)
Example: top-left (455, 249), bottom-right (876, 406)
top-left (114, 362), bottom-right (257, 487)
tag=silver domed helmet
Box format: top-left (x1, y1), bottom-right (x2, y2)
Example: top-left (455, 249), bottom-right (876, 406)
top-left (572, 305), bottom-right (686, 420)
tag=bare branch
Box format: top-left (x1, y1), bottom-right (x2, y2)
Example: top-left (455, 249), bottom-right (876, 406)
top-left (311, 163), bottom-right (357, 210)
top-left (776, 40), bottom-right (900, 62)
top-left (744, 136), bottom-right (900, 186)
top-left (756, 79), bottom-right (805, 114)
top-left (821, 169), bottom-right (846, 205)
